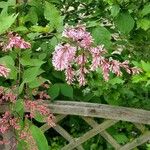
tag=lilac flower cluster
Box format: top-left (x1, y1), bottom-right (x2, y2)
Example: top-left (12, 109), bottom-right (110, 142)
top-left (52, 25), bottom-right (141, 86)
top-left (0, 86), bottom-right (16, 104)
top-left (3, 32), bottom-right (31, 51)
top-left (25, 100), bottom-right (55, 126)
top-left (62, 25), bottom-right (93, 48)
top-left (0, 111), bottom-right (20, 134)
top-left (0, 32), bottom-right (31, 79)
top-left (0, 65), bottom-right (10, 78)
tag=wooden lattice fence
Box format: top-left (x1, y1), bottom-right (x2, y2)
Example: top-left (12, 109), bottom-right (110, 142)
top-left (1, 101), bottom-right (150, 150)
top-left (42, 101), bottom-right (150, 150)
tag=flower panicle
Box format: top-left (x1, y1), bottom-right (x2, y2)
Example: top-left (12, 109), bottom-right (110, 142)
top-left (52, 25), bottom-right (142, 86)
top-left (3, 32), bottom-right (31, 51)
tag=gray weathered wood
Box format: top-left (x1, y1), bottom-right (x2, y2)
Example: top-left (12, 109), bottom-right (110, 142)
top-left (0, 134), bottom-right (5, 150)
top-left (2, 129), bottom-right (16, 150)
top-left (54, 124), bottom-right (84, 150)
top-left (47, 101), bottom-right (150, 125)
top-left (1, 101), bottom-right (150, 149)
top-left (82, 117), bottom-right (121, 149)
top-left (41, 115), bottom-right (84, 149)
top-left (40, 115), bottom-right (66, 132)
top-left (62, 120), bottom-right (117, 150)
top-left (1, 101), bottom-right (150, 125)
top-left (134, 123), bottom-right (146, 133)
top-left (120, 131), bottom-right (150, 150)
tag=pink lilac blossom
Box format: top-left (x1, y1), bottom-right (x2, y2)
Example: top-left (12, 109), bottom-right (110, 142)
top-left (120, 60), bottom-right (131, 74)
top-left (4, 32), bottom-right (31, 51)
top-left (89, 45), bottom-right (106, 55)
top-left (89, 46), bottom-right (107, 71)
top-left (4, 92), bottom-right (16, 103)
top-left (76, 54), bottom-right (87, 65)
top-left (0, 65), bottom-right (10, 78)
top-left (37, 91), bottom-right (50, 100)
top-left (100, 59), bottom-right (110, 81)
top-left (76, 55), bottom-right (88, 86)
top-left (110, 60), bottom-right (122, 76)
top-left (62, 25), bottom-right (86, 40)
top-left (79, 32), bottom-right (93, 48)
top-left (52, 44), bottom-right (76, 71)
top-left (0, 140), bottom-right (9, 145)
top-left (65, 66), bottom-right (75, 84)
top-left (0, 87), bottom-right (16, 104)
top-left (77, 67), bottom-right (89, 86)
top-left (0, 111), bottom-right (19, 134)
top-left (131, 67), bottom-right (142, 75)
top-left (41, 83), bottom-right (50, 89)
top-left (52, 25), bottom-right (142, 86)
top-left (19, 128), bottom-right (38, 150)
top-left (62, 25), bottom-right (93, 48)
top-left (25, 100), bottom-right (55, 126)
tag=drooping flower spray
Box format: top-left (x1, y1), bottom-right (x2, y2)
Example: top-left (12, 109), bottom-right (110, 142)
top-left (52, 25), bottom-right (141, 86)
top-left (0, 32), bottom-right (55, 149)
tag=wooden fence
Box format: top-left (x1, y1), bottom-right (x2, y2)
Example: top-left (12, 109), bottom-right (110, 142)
top-left (1, 101), bottom-right (150, 150)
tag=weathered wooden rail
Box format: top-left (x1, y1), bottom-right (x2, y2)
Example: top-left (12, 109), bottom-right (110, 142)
top-left (1, 101), bottom-right (150, 150)
top-left (43, 101), bottom-right (150, 150)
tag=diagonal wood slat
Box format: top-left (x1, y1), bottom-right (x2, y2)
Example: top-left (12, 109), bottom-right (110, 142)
top-left (134, 123), bottom-right (146, 133)
top-left (62, 120), bottom-right (117, 150)
top-left (40, 115), bottom-right (66, 132)
top-left (119, 131), bottom-right (150, 150)
top-left (82, 117), bottom-right (121, 149)
top-left (41, 114), bottom-right (84, 150)
top-left (53, 124), bottom-right (84, 150)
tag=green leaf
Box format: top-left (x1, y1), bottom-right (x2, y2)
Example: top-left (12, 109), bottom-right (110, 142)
top-left (30, 25), bottom-right (53, 33)
top-left (0, 0), bottom-right (15, 9)
top-left (146, 80), bottom-right (150, 87)
top-left (23, 67), bottom-right (44, 83)
top-left (113, 134), bottom-right (128, 144)
top-left (20, 58), bottom-right (45, 67)
top-left (25, 7), bottom-right (38, 24)
top-left (15, 26), bottom-right (28, 32)
top-left (111, 5), bottom-right (120, 17)
top-left (30, 125), bottom-right (49, 150)
top-left (38, 53), bottom-right (47, 60)
top-left (14, 99), bottom-right (24, 112)
top-left (0, 56), bottom-right (17, 79)
top-left (132, 74), bottom-right (147, 83)
top-left (109, 77), bottom-right (124, 85)
top-left (141, 60), bottom-right (150, 72)
top-left (28, 77), bottom-right (48, 89)
top-left (19, 81), bottom-right (25, 94)
top-left (16, 140), bottom-right (27, 150)
top-left (141, 4), bottom-right (150, 17)
top-left (48, 84), bottom-right (60, 100)
top-left (92, 26), bottom-right (111, 47)
top-left (44, 2), bottom-right (63, 29)
top-left (115, 12), bottom-right (135, 34)
top-left (34, 112), bottom-right (45, 123)
top-left (0, 55), bottom-right (14, 66)
top-left (137, 18), bottom-right (150, 31)
top-left (14, 99), bottom-right (24, 117)
top-left (60, 84), bottom-right (73, 99)
top-left (0, 13), bottom-right (18, 34)
top-left (0, 2), bottom-right (7, 8)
